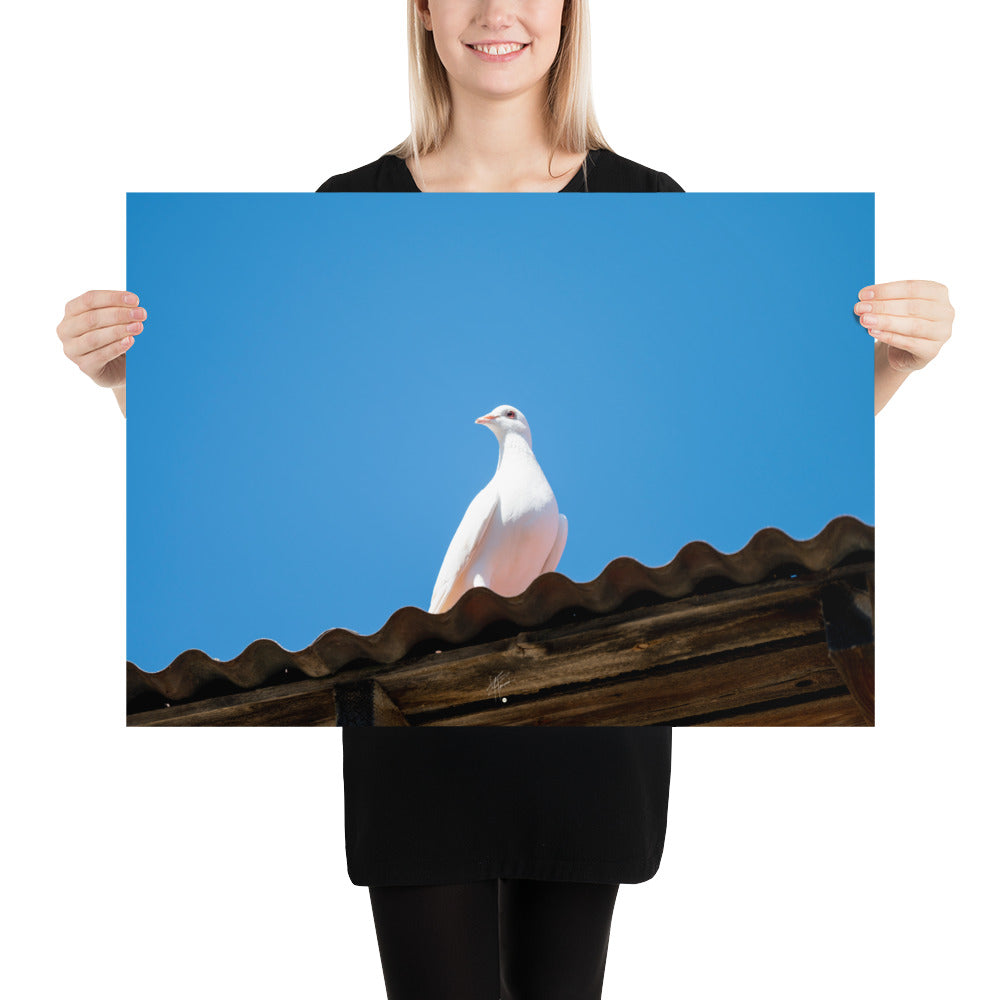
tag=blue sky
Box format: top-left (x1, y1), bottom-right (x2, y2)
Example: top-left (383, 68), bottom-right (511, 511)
top-left (127, 193), bottom-right (873, 672)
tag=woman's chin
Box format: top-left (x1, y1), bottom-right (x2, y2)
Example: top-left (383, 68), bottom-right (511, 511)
top-left (453, 70), bottom-right (548, 103)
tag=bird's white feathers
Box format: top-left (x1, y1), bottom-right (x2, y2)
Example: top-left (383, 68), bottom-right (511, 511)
top-left (428, 485), bottom-right (498, 616)
top-left (541, 514), bottom-right (569, 576)
top-left (429, 405), bottom-right (567, 614)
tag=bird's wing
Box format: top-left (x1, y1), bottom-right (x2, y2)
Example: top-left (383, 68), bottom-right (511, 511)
top-left (428, 484), bottom-right (499, 614)
top-left (539, 514), bottom-right (568, 576)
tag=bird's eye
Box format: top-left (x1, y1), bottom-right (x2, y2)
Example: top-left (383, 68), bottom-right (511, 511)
top-left (506, 410), bottom-right (516, 418)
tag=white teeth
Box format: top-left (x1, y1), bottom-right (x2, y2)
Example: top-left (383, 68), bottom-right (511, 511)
top-left (472, 43), bottom-right (526, 56)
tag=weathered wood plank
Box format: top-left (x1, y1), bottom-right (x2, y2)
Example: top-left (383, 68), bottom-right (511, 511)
top-left (423, 638), bottom-right (846, 726)
top-left (694, 693), bottom-right (869, 727)
top-left (128, 683), bottom-right (339, 727)
top-left (378, 575), bottom-right (844, 715)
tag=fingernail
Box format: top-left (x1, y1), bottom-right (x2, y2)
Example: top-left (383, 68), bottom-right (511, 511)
top-left (130, 308), bottom-right (147, 320)
top-left (126, 322), bottom-right (142, 333)
top-left (859, 288), bottom-right (875, 300)
top-left (123, 292), bottom-right (139, 306)
top-left (860, 313), bottom-right (875, 326)
top-left (855, 303), bottom-right (872, 314)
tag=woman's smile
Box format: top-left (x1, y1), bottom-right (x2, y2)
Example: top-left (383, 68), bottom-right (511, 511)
top-left (465, 40), bottom-right (531, 62)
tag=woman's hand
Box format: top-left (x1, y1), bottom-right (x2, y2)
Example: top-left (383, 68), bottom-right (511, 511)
top-left (57, 290), bottom-right (145, 390)
top-left (856, 280), bottom-right (954, 373)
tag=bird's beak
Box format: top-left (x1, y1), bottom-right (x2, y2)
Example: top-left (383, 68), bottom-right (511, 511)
top-left (475, 413), bottom-right (497, 424)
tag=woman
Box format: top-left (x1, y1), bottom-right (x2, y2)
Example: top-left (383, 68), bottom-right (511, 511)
top-left (56, 3), bottom-right (953, 997)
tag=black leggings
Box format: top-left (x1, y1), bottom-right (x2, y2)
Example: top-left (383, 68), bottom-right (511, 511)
top-left (369, 878), bottom-right (620, 1000)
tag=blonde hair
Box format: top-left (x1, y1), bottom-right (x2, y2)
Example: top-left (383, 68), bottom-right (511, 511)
top-left (387, 0), bottom-right (611, 171)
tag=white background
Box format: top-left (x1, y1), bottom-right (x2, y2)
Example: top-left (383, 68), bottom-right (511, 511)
top-left (2, 1), bottom-right (996, 997)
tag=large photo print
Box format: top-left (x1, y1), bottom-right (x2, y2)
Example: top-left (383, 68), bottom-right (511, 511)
top-left (126, 193), bottom-right (874, 726)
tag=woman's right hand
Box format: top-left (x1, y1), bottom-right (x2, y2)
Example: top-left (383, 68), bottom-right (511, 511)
top-left (57, 290), bottom-right (145, 389)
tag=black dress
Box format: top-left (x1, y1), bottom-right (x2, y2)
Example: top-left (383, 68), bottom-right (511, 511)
top-left (318, 149), bottom-right (683, 888)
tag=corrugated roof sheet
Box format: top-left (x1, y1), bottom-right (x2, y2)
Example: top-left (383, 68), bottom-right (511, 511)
top-left (127, 515), bottom-right (873, 716)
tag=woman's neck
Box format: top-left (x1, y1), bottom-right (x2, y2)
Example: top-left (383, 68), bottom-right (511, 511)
top-left (408, 82), bottom-right (586, 193)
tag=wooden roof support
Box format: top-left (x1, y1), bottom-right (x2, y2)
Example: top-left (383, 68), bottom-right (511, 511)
top-left (821, 576), bottom-right (875, 726)
top-left (128, 562), bottom-right (874, 727)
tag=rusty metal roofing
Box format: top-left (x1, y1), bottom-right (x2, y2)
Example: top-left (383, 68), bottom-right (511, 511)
top-left (126, 515), bottom-right (874, 717)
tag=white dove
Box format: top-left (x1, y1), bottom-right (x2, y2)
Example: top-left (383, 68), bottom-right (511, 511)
top-left (428, 405), bottom-right (568, 614)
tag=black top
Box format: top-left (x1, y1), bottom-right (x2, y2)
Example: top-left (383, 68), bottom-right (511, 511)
top-left (320, 148), bottom-right (683, 887)
top-left (318, 147), bottom-right (683, 194)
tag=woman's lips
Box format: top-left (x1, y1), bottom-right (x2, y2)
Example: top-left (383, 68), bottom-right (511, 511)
top-left (465, 41), bottom-right (529, 63)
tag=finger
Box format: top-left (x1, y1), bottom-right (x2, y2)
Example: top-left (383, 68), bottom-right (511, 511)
top-left (64, 289), bottom-right (140, 318)
top-left (867, 327), bottom-right (937, 357)
top-left (857, 312), bottom-right (943, 340)
top-left (58, 304), bottom-right (147, 345)
top-left (858, 279), bottom-right (948, 302)
top-left (77, 334), bottom-right (135, 378)
top-left (65, 321), bottom-right (144, 360)
top-left (855, 297), bottom-right (953, 322)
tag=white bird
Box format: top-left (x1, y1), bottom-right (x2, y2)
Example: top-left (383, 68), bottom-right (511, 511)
top-left (429, 405), bottom-right (568, 614)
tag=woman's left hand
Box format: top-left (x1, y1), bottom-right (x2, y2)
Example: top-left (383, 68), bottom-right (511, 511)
top-left (855, 280), bottom-right (954, 371)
